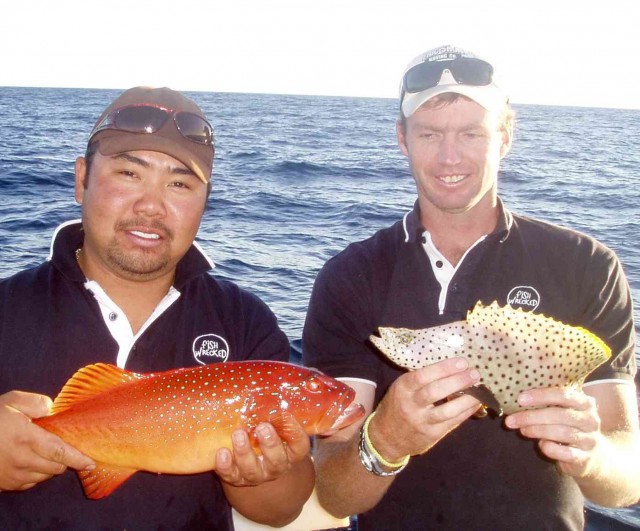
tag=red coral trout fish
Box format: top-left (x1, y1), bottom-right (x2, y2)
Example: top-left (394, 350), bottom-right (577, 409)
top-left (34, 361), bottom-right (364, 499)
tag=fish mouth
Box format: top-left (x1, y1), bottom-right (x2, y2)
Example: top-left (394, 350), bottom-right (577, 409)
top-left (317, 400), bottom-right (365, 436)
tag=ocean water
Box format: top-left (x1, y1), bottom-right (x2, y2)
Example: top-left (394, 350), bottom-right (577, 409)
top-left (0, 87), bottom-right (638, 528)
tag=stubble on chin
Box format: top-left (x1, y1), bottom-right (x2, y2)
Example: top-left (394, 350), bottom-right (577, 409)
top-left (107, 220), bottom-right (175, 278)
top-left (105, 244), bottom-right (171, 279)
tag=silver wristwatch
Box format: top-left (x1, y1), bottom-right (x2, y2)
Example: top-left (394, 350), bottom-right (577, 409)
top-left (358, 422), bottom-right (407, 477)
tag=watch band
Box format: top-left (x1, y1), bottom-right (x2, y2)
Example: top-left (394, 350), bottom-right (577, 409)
top-left (358, 413), bottom-right (409, 477)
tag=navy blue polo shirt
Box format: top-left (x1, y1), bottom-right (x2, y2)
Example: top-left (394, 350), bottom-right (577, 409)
top-left (303, 200), bottom-right (636, 530)
top-left (0, 221), bottom-right (289, 530)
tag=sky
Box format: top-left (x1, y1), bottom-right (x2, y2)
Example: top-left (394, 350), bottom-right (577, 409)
top-left (1, 0), bottom-right (639, 110)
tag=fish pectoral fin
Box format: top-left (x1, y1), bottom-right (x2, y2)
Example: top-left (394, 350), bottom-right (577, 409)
top-left (77, 462), bottom-right (138, 500)
top-left (266, 411), bottom-right (300, 443)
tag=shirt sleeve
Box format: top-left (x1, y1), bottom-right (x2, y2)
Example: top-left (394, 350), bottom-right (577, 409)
top-left (236, 288), bottom-right (291, 363)
top-left (581, 245), bottom-right (637, 383)
top-left (302, 245), bottom-right (381, 382)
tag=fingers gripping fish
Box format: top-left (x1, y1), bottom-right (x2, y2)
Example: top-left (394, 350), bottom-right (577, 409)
top-left (369, 301), bottom-right (611, 416)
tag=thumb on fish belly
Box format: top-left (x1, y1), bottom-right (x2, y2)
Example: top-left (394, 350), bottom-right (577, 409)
top-left (77, 462), bottom-right (138, 499)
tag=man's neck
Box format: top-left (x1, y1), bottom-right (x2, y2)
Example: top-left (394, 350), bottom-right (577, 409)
top-left (77, 251), bottom-right (175, 334)
top-left (103, 277), bottom-right (174, 335)
top-left (420, 199), bottom-right (499, 267)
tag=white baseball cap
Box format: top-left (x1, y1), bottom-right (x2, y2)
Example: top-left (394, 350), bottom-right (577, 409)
top-left (400, 45), bottom-right (509, 118)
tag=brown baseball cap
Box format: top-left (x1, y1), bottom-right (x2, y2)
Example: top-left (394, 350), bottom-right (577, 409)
top-left (89, 87), bottom-right (214, 183)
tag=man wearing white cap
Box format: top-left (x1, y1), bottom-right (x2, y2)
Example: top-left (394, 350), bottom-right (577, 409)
top-left (303, 45), bottom-right (640, 529)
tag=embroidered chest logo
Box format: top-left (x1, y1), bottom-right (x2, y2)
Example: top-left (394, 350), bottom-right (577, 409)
top-left (507, 286), bottom-right (540, 311)
top-left (192, 334), bottom-right (230, 365)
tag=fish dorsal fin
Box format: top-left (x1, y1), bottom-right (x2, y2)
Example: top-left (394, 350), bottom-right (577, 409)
top-left (77, 462), bottom-right (138, 499)
top-left (469, 301), bottom-right (612, 362)
top-left (50, 363), bottom-right (143, 415)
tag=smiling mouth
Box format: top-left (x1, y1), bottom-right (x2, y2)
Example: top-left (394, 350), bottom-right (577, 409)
top-left (130, 230), bottom-right (161, 240)
top-left (439, 175), bottom-right (466, 184)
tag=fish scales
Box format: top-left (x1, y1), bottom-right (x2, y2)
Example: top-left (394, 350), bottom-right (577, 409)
top-left (370, 301), bottom-right (611, 415)
top-left (34, 361), bottom-right (364, 499)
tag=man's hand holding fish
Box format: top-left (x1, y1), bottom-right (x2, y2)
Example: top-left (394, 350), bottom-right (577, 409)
top-left (505, 383), bottom-right (640, 507)
top-left (0, 391), bottom-right (95, 492)
top-left (304, 357), bottom-right (483, 518)
top-left (370, 357), bottom-right (482, 459)
top-left (216, 416), bottom-right (311, 487)
top-left (216, 414), bottom-right (316, 526)
top-left (369, 302), bottom-right (640, 509)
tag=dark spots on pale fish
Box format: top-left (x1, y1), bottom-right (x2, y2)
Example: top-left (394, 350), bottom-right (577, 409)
top-left (370, 302), bottom-right (611, 414)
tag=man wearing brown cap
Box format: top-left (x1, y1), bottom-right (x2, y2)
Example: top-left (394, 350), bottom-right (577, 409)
top-left (0, 87), bottom-right (314, 529)
top-left (303, 46), bottom-right (640, 529)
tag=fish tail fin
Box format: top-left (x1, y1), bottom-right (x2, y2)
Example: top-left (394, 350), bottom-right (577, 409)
top-left (575, 326), bottom-right (612, 361)
top-left (77, 462), bottom-right (138, 500)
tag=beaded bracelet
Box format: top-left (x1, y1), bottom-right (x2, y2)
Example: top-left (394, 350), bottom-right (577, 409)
top-left (363, 412), bottom-right (410, 469)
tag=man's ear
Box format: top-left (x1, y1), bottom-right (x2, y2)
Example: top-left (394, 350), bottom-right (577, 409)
top-left (74, 157), bottom-right (87, 204)
top-left (396, 120), bottom-right (409, 157)
top-left (500, 124), bottom-right (513, 159)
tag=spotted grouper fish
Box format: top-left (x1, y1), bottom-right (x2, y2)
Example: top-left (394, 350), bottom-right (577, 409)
top-left (369, 301), bottom-right (611, 416)
top-left (34, 361), bottom-right (364, 499)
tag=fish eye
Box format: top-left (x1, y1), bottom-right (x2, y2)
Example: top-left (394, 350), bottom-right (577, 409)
top-left (302, 376), bottom-right (322, 393)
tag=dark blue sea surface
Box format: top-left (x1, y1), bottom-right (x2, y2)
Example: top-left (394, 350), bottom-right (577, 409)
top-left (0, 87), bottom-right (639, 528)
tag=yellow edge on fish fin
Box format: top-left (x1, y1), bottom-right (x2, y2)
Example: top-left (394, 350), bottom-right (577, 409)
top-left (472, 301), bottom-right (612, 361)
top-left (77, 461), bottom-right (137, 500)
top-left (575, 326), bottom-right (612, 359)
top-left (50, 363), bottom-right (142, 414)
